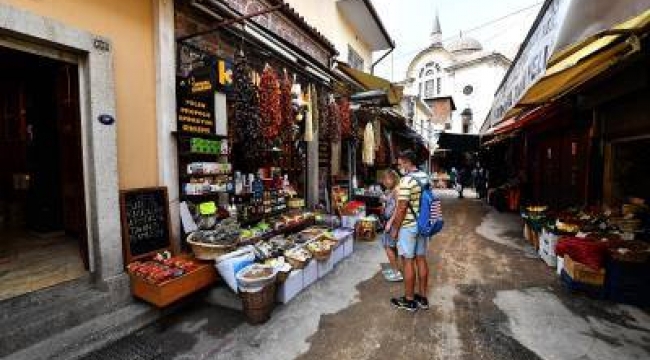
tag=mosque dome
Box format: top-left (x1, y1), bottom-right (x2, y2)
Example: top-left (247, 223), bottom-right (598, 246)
top-left (448, 35), bottom-right (483, 54)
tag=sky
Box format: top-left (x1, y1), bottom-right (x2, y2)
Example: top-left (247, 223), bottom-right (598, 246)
top-left (370, 0), bottom-right (543, 81)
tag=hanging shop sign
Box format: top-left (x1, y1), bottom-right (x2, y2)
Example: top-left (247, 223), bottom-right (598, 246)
top-left (487, 0), bottom-right (571, 127)
top-left (177, 64), bottom-right (216, 135)
top-left (120, 187), bottom-right (172, 263)
top-left (221, 0), bottom-right (332, 66)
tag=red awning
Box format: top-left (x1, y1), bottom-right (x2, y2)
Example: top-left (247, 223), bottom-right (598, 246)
top-left (492, 104), bottom-right (556, 135)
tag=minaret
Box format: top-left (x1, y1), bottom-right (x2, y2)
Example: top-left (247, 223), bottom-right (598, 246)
top-left (431, 7), bottom-right (442, 47)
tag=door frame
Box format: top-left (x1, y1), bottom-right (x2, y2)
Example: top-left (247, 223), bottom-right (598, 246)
top-left (0, 4), bottom-right (123, 286)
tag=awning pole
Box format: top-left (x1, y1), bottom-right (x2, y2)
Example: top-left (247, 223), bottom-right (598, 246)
top-left (177, 4), bottom-right (284, 42)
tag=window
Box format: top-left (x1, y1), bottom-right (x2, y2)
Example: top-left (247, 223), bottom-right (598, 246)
top-left (347, 45), bottom-right (364, 71)
top-left (425, 69), bottom-right (434, 76)
top-left (419, 68), bottom-right (425, 78)
top-left (463, 123), bottom-right (470, 134)
top-left (436, 77), bottom-right (442, 94)
top-left (445, 122), bottom-right (451, 130)
top-left (418, 83), bottom-right (422, 98)
top-left (424, 80), bottom-right (435, 98)
top-left (463, 85), bottom-right (474, 95)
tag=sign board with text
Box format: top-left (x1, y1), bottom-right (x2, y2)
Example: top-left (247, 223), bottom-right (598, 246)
top-left (120, 187), bottom-right (172, 263)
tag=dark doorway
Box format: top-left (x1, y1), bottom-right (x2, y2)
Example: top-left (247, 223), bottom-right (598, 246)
top-left (0, 46), bottom-right (88, 301)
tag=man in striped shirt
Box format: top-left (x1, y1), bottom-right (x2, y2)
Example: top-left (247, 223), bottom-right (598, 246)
top-left (389, 150), bottom-right (431, 312)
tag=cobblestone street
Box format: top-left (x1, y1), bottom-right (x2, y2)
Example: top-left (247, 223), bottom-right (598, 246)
top-left (82, 196), bottom-right (650, 360)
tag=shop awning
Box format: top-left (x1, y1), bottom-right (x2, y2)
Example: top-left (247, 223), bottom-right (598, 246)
top-left (504, 9), bottom-right (650, 120)
top-left (336, 62), bottom-right (404, 106)
top-left (484, 1), bottom-right (650, 132)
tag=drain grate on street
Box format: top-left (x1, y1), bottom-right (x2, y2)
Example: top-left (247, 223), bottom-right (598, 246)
top-left (80, 331), bottom-right (166, 360)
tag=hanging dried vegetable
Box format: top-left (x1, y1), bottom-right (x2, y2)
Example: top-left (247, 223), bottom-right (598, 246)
top-left (232, 50), bottom-right (264, 163)
top-left (318, 90), bottom-right (330, 141)
top-left (259, 65), bottom-right (282, 141)
top-left (338, 97), bottom-right (352, 139)
top-left (311, 84), bottom-right (319, 136)
top-left (279, 70), bottom-right (294, 140)
top-left (328, 97), bottom-right (341, 143)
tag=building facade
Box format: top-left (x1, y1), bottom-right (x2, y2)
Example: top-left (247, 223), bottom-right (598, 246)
top-left (402, 11), bottom-right (510, 136)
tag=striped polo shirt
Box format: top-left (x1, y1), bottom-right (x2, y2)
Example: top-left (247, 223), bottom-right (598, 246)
top-left (398, 170), bottom-right (430, 227)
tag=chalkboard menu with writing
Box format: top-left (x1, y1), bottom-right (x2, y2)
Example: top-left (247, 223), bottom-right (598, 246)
top-left (120, 187), bottom-right (172, 263)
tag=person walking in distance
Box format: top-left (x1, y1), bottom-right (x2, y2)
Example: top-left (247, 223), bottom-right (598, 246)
top-left (390, 150), bottom-right (431, 311)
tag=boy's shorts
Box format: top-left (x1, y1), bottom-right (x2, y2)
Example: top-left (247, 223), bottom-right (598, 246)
top-left (397, 226), bottom-right (428, 259)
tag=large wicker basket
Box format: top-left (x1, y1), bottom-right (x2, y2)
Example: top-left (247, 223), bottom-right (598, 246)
top-left (186, 234), bottom-right (236, 260)
top-left (286, 256), bottom-right (308, 269)
top-left (312, 249), bottom-right (332, 262)
top-left (240, 283), bottom-right (276, 325)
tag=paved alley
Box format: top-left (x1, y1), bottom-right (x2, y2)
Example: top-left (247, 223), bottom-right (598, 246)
top-left (81, 197), bottom-right (650, 360)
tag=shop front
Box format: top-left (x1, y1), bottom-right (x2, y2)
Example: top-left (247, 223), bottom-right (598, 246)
top-left (483, 5), bottom-right (650, 307)
top-left (120, 0), bottom-right (379, 324)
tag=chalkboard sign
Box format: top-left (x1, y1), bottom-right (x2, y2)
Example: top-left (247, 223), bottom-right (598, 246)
top-left (120, 187), bottom-right (172, 263)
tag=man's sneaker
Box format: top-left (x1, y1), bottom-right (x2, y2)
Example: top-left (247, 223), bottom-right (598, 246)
top-left (384, 269), bottom-right (404, 282)
top-left (390, 297), bottom-right (417, 312)
top-left (414, 294), bottom-right (430, 310)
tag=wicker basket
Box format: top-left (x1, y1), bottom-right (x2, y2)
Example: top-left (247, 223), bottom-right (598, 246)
top-left (186, 235), bottom-right (236, 260)
top-left (312, 249), bottom-right (332, 261)
top-left (286, 256), bottom-right (308, 269)
top-left (240, 283), bottom-right (276, 325)
top-left (276, 270), bottom-right (290, 284)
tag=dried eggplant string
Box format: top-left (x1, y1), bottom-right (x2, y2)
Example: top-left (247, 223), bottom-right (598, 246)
top-left (232, 50), bottom-right (264, 164)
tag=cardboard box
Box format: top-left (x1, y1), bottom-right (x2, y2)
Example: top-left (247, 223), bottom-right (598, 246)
top-left (302, 260), bottom-right (318, 288)
top-left (564, 255), bottom-right (605, 286)
top-left (317, 256), bottom-right (334, 278)
top-left (343, 235), bottom-right (354, 258)
top-left (332, 244), bottom-right (345, 265)
top-left (277, 269), bottom-right (304, 304)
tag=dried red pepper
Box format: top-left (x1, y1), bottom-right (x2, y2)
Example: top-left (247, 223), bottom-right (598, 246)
top-left (259, 65), bottom-right (282, 140)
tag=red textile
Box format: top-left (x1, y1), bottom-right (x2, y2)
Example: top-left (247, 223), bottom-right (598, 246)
top-left (556, 237), bottom-right (624, 270)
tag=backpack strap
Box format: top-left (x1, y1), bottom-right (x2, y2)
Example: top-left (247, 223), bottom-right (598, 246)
top-left (404, 174), bottom-right (428, 218)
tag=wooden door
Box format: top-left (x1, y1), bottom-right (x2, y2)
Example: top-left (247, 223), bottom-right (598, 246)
top-left (55, 64), bottom-right (88, 269)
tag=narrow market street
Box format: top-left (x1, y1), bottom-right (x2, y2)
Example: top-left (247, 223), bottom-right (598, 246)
top-left (81, 194), bottom-right (650, 360)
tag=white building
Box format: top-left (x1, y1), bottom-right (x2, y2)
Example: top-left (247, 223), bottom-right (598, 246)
top-left (402, 11), bottom-right (511, 135)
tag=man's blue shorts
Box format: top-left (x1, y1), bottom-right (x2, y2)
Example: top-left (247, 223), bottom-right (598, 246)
top-left (397, 226), bottom-right (428, 259)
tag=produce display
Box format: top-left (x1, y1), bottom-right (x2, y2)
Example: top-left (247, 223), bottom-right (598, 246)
top-left (190, 218), bottom-right (240, 245)
top-left (127, 257), bottom-right (199, 285)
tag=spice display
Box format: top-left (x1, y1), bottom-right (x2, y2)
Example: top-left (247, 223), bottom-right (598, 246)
top-left (127, 258), bottom-right (199, 285)
top-left (259, 65), bottom-right (282, 141)
top-left (232, 50), bottom-right (264, 162)
top-left (338, 97), bottom-right (352, 138)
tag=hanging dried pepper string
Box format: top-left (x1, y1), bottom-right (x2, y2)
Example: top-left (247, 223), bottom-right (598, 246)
top-left (328, 98), bottom-right (341, 143)
top-left (279, 70), bottom-right (294, 141)
top-left (338, 97), bottom-right (352, 139)
top-left (259, 65), bottom-right (282, 141)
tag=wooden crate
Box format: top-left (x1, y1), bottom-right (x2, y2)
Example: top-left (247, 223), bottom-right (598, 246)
top-left (563, 255), bottom-right (605, 286)
top-left (130, 261), bottom-right (218, 307)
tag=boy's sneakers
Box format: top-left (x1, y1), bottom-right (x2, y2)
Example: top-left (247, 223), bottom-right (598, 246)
top-left (390, 296), bottom-right (417, 312)
top-left (383, 269), bottom-right (404, 282)
top-left (414, 294), bottom-right (430, 310)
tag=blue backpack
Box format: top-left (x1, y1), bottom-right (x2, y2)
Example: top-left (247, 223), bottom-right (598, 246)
top-left (407, 176), bottom-right (444, 237)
